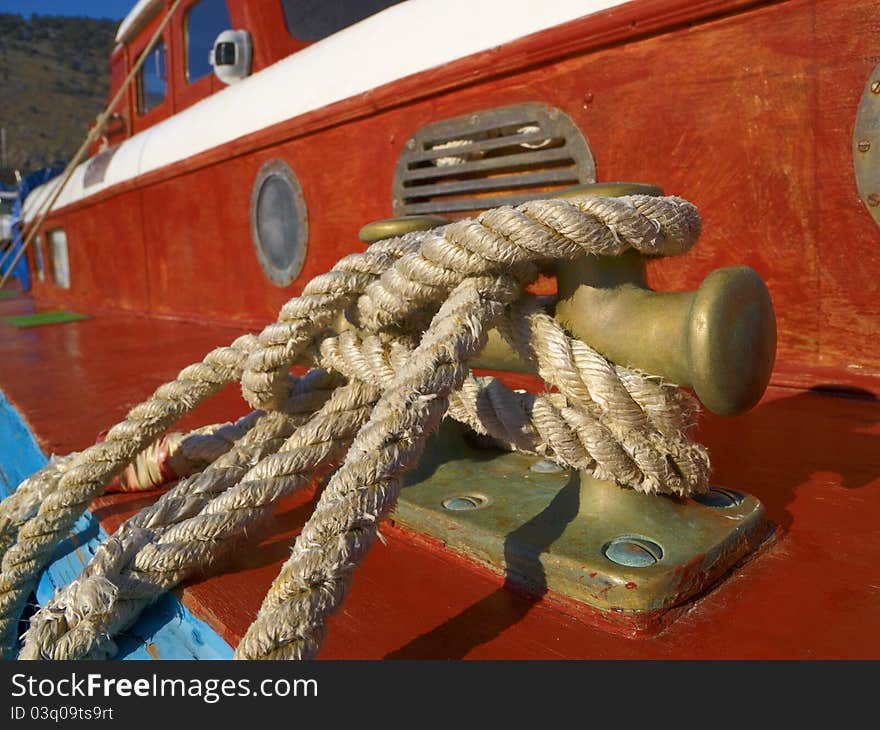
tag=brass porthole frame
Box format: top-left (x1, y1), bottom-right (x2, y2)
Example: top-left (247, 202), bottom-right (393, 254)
top-left (249, 159), bottom-right (309, 287)
top-left (853, 64), bottom-right (880, 228)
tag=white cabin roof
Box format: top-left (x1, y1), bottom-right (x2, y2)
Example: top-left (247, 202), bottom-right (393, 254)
top-left (28, 0), bottom-right (629, 220)
top-left (116, 0), bottom-right (162, 44)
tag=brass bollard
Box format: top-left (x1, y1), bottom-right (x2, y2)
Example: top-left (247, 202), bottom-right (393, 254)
top-left (356, 189), bottom-right (777, 415)
top-left (554, 182), bottom-right (776, 416)
top-left (359, 186), bottom-right (775, 617)
top-left (358, 215), bottom-right (450, 243)
top-left (471, 182), bottom-right (778, 416)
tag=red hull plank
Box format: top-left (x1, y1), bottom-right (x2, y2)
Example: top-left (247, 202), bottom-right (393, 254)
top-left (1, 303), bottom-right (878, 659)
top-left (26, 0), bottom-right (880, 393)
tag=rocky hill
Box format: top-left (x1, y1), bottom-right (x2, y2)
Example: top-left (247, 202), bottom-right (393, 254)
top-left (0, 13), bottom-right (117, 184)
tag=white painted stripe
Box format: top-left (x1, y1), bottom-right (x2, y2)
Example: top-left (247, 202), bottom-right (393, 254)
top-left (25, 0), bottom-right (629, 220)
top-left (116, 0), bottom-right (163, 44)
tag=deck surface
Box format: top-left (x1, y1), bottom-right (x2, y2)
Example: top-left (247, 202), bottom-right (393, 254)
top-left (1, 292), bottom-right (878, 659)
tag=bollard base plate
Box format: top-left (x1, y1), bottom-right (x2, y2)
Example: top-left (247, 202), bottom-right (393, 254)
top-left (394, 421), bottom-right (769, 620)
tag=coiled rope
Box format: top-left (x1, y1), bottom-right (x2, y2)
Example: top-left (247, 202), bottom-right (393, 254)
top-left (1, 193), bottom-right (709, 660)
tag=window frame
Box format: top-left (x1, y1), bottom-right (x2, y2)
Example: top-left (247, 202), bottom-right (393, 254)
top-left (126, 8), bottom-right (174, 134)
top-left (34, 233), bottom-right (45, 283)
top-left (135, 38), bottom-right (169, 116)
top-left (184, 0), bottom-right (232, 85)
top-left (47, 228), bottom-right (70, 289)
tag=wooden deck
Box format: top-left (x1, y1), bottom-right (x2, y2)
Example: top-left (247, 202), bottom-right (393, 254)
top-left (1, 291), bottom-right (878, 659)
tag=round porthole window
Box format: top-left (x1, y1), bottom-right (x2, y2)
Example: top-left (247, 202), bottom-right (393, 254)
top-left (250, 159), bottom-right (308, 287)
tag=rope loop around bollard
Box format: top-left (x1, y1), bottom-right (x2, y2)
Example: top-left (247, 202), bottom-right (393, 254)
top-left (0, 193), bottom-right (707, 661)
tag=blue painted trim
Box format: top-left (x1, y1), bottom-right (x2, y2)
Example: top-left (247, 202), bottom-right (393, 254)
top-left (0, 391), bottom-right (46, 499)
top-left (0, 388), bottom-right (233, 660)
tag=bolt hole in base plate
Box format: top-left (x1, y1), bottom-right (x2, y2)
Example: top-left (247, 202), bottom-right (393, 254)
top-left (393, 422), bottom-right (768, 624)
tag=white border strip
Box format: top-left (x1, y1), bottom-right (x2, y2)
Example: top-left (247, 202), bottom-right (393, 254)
top-left (116, 0), bottom-right (163, 43)
top-left (26, 0), bottom-right (628, 219)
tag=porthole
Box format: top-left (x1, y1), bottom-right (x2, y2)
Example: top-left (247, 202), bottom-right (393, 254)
top-left (250, 159), bottom-right (308, 287)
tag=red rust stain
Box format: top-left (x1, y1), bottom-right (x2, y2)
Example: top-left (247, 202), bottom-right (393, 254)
top-left (672, 553), bottom-right (708, 597)
top-left (145, 642), bottom-right (160, 660)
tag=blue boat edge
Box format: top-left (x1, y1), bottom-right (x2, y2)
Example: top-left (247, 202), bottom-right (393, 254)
top-left (0, 387), bottom-right (233, 660)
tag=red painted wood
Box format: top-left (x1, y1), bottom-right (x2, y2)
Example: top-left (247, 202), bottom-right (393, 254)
top-left (169, 1), bottom-right (213, 115)
top-left (0, 298), bottom-right (248, 454)
top-left (28, 192), bottom-right (151, 313)
top-left (107, 0), bottom-right (311, 138)
top-left (227, 0), bottom-right (308, 74)
top-left (11, 0), bottom-right (880, 655)
top-left (90, 45), bottom-right (131, 155)
top-left (26, 0), bottom-right (880, 394)
top-left (60, 0), bottom-right (775, 218)
top-left (0, 297), bottom-right (877, 659)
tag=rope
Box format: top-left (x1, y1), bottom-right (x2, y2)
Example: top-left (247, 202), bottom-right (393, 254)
top-left (2, 193), bottom-right (707, 660)
top-left (0, 0), bottom-right (185, 290)
top-left (19, 370), bottom-right (349, 659)
top-left (103, 412), bottom-right (263, 493)
top-left (0, 334), bottom-right (256, 655)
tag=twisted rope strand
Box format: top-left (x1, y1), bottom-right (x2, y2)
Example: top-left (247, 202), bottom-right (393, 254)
top-left (0, 334), bottom-right (257, 654)
top-left (0, 193), bottom-right (708, 661)
top-left (20, 378), bottom-right (378, 660)
top-left (235, 276), bottom-right (521, 659)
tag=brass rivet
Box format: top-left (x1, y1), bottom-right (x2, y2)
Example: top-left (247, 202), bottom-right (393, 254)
top-left (872, 80), bottom-right (880, 94)
top-left (694, 487), bottom-right (745, 509)
top-left (442, 495), bottom-right (490, 511)
top-left (530, 458), bottom-right (565, 474)
top-left (603, 536), bottom-right (663, 568)
top-left (867, 193), bottom-right (880, 207)
top-left (858, 139), bottom-right (871, 153)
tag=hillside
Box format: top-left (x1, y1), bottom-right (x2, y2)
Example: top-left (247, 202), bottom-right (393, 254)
top-left (0, 13), bottom-right (117, 183)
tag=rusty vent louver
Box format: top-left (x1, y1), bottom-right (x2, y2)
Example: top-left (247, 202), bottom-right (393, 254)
top-left (392, 103), bottom-right (595, 217)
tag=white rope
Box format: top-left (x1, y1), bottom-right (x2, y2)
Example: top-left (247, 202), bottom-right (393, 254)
top-left (1, 193), bottom-right (707, 660)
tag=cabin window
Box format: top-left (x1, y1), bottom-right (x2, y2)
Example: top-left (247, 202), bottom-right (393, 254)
top-left (250, 160), bottom-right (308, 287)
top-left (48, 229), bottom-right (70, 289)
top-left (34, 234), bottom-right (45, 283)
top-left (137, 40), bottom-right (167, 115)
top-left (186, 0), bottom-right (232, 82)
top-left (279, 0), bottom-right (404, 42)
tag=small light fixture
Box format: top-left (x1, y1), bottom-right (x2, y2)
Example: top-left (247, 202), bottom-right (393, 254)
top-left (209, 29), bottom-right (252, 85)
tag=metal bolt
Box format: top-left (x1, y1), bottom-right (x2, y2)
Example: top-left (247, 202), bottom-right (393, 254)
top-left (694, 487), bottom-right (744, 509)
top-left (867, 193), bottom-right (880, 208)
top-left (583, 92), bottom-right (594, 105)
top-left (603, 536), bottom-right (663, 568)
top-left (442, 495), bottom-right (488, 511)
top-left (858, 139), bottom-right (871, 153)
top-left (530, 458), bottom-right (565, 474)
top-left (872, 80), bottom-right (880, 95)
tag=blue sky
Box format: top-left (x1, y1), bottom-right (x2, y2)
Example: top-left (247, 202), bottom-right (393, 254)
top-left (0, 1), bottom-right (132, 20)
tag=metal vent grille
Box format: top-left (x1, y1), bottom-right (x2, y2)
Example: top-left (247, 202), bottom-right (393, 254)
top-left (392, 103), bottom-right (595, 217)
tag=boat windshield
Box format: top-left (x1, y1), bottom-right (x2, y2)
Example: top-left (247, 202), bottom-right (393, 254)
top-left (186, 0), bottom-right (232, 83)
top-left (280, 0), bottom-right (405, 42)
